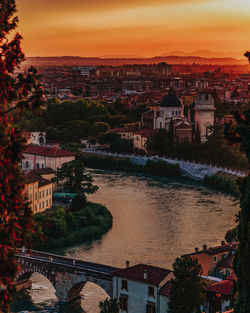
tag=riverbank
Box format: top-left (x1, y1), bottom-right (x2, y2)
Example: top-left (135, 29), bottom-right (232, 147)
top-left (204, 172), bottom-right (240, 197)
top-left (77, 152), bottom-right (182, 179)
top-left (80, 149), bottom-right (246, 181)
top-left (31, 202), bottom-right (113, 250)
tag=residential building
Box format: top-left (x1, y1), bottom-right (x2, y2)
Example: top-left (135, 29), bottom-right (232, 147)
top-left (22, 144), bottom-right (75, 171)
top-left (24, 132), bottom-right (46, 145)
top-left (24, 171), bottom-right (53, 214)
top-left (112, 263), bottom-right (173, 313)
top-left (184, 242), bottom-right (237, 277)
top-left (133, 129), bottom-right (158, 151)
top-left (204, 274), bottom-right (236, 313)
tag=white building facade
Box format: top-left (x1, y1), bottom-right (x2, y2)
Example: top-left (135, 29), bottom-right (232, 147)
top-left (113, 263), bottom-right (173, 313)
top-left (152, 89), bottom-right (184, 130)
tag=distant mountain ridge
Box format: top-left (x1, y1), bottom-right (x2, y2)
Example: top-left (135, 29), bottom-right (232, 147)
top-left (25, 55), bottom-right (247, 66)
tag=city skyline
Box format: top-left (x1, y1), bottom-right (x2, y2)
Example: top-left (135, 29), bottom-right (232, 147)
top-left (17, 0), bottom-right (250, 59)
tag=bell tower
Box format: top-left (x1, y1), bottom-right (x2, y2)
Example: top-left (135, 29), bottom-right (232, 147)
top-left (195, 92), bottom-right (215, 143)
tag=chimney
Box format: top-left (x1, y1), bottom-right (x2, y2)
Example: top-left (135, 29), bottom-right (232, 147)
top-left (143, 270), bottom-right (148, 280)
top-left (203, 244), bottom-right (207, 251)
top-left (126, 261), bottom-right (130, 268)
top-left (195, 247), bottom-right (199, 252)
top-left (221, 241), bottom-right (226, 246)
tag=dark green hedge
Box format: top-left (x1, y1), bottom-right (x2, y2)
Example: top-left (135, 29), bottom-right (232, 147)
top-left (204, 174), bottom-right (239, 197)
top-left (77, 153), bottom-right (182, 178)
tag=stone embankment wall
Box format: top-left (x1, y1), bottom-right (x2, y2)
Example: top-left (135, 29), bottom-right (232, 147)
top-left (82, 149), bottom-right (246, 181)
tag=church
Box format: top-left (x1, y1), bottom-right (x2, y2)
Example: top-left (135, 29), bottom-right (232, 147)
top-left (141, 88), bottom-right (215, 144)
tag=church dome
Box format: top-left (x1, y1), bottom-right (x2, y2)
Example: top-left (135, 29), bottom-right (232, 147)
top-left (160, 89), bottom-right (183, 108)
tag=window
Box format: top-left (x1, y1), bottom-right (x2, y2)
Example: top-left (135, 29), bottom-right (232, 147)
top-left (39, 191), bottom-right (41, 199)
top-left (46, 189), bottom-right (48, 196)
top-left (148, 286), bottom-right (155, 297)
top-left (35, 204), bottom-right (37, 212)
top-left (172, 111), bottom-right (174, 116)
top-left (119, 296), bottom-right (128, 311)
top-left (29, 194), bottom-right (32, 201)
top-left (205, 94), bottom-right (209, 101)
top-left (225, 269), bottom-right (230, 276)
top-left (42, 163), bottom-right (44, 168)
top-left (175, 111), bottom-right (177, 115)
top-left (49, 199), bottom-right (51, 206)
top-left (46, 200), bottom-right (48, 207)
top-left (42, 201), bottom-right (44, 208)
top-left (25, 161), bottom-right (29, 168)
top-left (39, 203), bottom-right (41, 210)
top-left (121, 279), bottom-right (128, 290)
top-left (213, 256), bottom-right (217, 262)
top-left (36, 163), bottom-right (40, 169)
top-left (42, 190), bottom-right (44, 197)
top-left (146, 302), bottom-right (156, 313)
top-left (49, 188), bottom-right (51, 195)
top-left (222, 253), bottom-right (227, 259)
top-left (35, 192), bottom-right (37, 200)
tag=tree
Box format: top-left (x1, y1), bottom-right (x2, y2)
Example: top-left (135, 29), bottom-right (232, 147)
top-left (224, 50), bottom-right (250, 311)
top-left (99, 298), bottom-right (119, 313)
top-left (54, 160), bottom-right (98, 196)
top-left (168, 256), bottom-right (203, 313)
top-left (0, 1), bottom-right (44, 311)
top-left (224, 50), bottom-right (250, 312)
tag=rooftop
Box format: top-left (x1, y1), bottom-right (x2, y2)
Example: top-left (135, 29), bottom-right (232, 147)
top-left (160, 89), bottom-right (183, 108)
top-left (25, 144), bottom-right (75, 157)
top-left (113, 264), bottom-right (171, 286)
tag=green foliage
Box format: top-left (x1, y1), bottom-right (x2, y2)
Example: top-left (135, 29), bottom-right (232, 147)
top-left (17, 98), bottom-right (148, 143)
top-left (204, 175), bottom-right (239, 197)
top-left (147, 125), bottom-right (248, 171)
top-left (99, 298), bottom-right (119, 313)
top-left (225, 227), bottom-right (238, 243)
top-left (0, 1), bottom-right (44, 310)
top-left (71, 194), bottom-right (87, 211)
top-left (224, 69), bottom-right (250, 313)
top-left (55, 160), bottom-right (98, 196)
top-left (32, 202), bottom-right (113, 250)
top-left (77, 153), bottom-right (182, 178)
top-left (144, 160), bottom-right (182, 178)
top-left (168, 256), bottom-right (203, 313)
top-left (97, 132), bottom-right (133, 153)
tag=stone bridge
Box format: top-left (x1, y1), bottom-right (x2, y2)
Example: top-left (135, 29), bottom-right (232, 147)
top-left (16, 249), bottom-right (120, 303)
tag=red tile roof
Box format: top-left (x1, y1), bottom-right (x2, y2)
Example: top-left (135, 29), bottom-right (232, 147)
top-left (23, 170), bottom-right (52, 187)
top-left (113, 264), bottom-right (171, 286)
top-left (24, 171), bottom-right (40, 184)
top-left (217, 254), bottom-right (233, 269)
top-left (205, 279), bottom-right (234, 296)
top-left (32, 167), bottom-right (55, 175)
top-left (38, 178), bottom-right (51, 187)
top-left (185, 243), bottom-right (237, 257)
top-left (159, 281), bottom-right (171, 297)
top-left (109, 127), bottom-right (138, 133)
top-left (25, 144), bottom-right (75, 157)
top-left (133, 129), bottom-right (159, 138)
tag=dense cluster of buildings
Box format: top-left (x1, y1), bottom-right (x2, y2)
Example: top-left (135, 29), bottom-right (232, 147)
top-left (112, 241), bottom-right (237, 313)
top-left (22, 132), bottom-right (75, 214)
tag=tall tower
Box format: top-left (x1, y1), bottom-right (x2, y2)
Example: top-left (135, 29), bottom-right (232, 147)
top-left (195, 92), bottom-right (215, 143)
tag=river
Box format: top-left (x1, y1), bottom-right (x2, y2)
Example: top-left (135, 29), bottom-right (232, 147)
top-left (11, 169), bottom-right (239, 313)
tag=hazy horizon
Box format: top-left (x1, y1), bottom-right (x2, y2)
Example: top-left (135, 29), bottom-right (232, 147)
top-left (17, 0), bottom-right (250, 58)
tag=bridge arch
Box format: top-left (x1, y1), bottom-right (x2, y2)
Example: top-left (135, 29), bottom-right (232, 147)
top-left (16, 264), bottom-right (56, 289)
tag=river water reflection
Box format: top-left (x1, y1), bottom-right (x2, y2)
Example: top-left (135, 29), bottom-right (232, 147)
top-left (12, 169), bottom-right (239, 313)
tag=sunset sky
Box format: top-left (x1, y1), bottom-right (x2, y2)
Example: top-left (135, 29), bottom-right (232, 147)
top-left (16, 0), bottom-right (250, 58)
